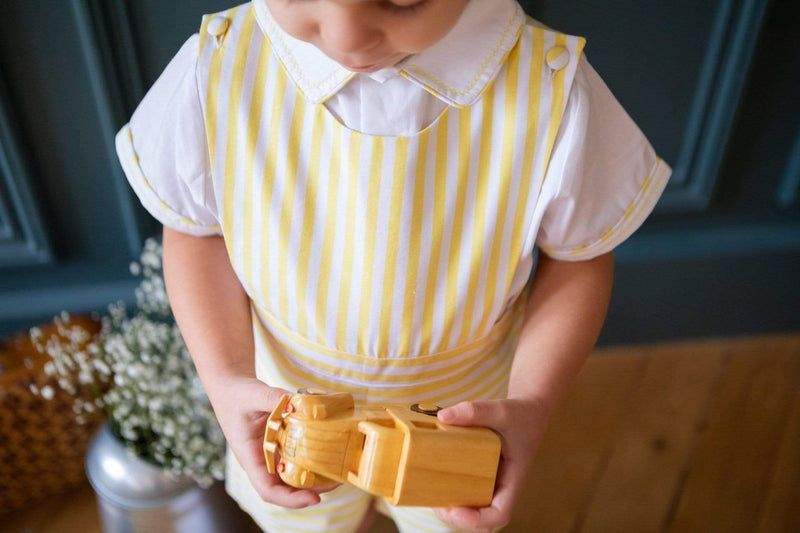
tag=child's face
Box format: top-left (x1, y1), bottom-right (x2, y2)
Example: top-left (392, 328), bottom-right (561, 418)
top-left (265, 0), bottom-right (468, 72)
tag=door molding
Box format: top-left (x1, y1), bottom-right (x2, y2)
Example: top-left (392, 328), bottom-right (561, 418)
top-left (0, 73), bottom-right (53, 268)
top-left (658, 0), bottom-right (770, 213)
top-left (71, 0), bottom-right (149, 257)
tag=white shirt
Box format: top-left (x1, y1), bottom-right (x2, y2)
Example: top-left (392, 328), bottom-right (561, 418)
top-left (324, 71), bottom-right (447, 137)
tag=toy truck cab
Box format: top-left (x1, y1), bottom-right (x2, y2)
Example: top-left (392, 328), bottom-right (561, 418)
top-left (263, 392), bottom-right (501, 507)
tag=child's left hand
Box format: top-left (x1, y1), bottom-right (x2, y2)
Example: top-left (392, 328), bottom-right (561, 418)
top-left (434, 398), bottom-right (550, 533)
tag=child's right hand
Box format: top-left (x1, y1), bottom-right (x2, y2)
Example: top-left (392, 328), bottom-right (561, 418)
top-left (208, 376), bottom-right (337, 508)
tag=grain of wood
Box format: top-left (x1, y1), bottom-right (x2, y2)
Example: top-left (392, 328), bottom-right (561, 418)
top-left (509, 350), bottom-right (645, 532)
top-left (578, 343), bottom-right (728, 533)
top-left (667, 337), bottom-right (800, 533)
top-left (0, 480), bottom-right (100, 533)
top-left (756, 389), bottom-right (800, 533)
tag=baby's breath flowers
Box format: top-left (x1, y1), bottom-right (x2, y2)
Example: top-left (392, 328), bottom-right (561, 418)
top-left (30, 238), bottom-right (225, 488)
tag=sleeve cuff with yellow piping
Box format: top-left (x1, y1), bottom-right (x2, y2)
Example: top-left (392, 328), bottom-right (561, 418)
top-left (539, 157), bottom-right (671, 261)
top-left (115, 125), bottom-right (222, 237)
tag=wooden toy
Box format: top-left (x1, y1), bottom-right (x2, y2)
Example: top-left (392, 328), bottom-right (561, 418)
top-left (263, 390), bottom-right (501, 507)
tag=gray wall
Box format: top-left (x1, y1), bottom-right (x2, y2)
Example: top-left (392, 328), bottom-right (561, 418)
top-left (0, 0), bottom-right (797, 343)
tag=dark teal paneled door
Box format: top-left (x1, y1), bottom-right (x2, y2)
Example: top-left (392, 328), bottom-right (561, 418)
top-left (0, 0), bottom-right (797, 342)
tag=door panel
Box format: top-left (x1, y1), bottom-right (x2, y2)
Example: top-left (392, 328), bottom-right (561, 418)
top-left (0, 0), bottom-right (796, 342)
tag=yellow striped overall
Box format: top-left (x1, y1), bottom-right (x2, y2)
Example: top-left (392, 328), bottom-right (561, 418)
top-left (197, 4), bottom-right (584, 531)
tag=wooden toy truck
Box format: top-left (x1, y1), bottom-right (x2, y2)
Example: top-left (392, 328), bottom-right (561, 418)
top-left (263, 391), bottom-right (501, 507)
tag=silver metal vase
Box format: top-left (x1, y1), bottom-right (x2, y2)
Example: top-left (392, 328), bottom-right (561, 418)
top-left (85, 422), bottom-right (250, 533)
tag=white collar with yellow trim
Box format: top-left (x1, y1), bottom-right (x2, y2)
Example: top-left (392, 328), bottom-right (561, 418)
top-left (252, 0), bottom-right (526, 107)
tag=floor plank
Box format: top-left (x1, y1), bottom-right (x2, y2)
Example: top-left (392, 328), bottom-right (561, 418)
top-left (757, 389), bottom-right (800, 533)
top-left (667, 337), bottom-right (800, 532)
top-left (578, 343), bottom-right (728, 533)
top-left (2, 335), bottom-right (798, 533)
top-left (509, 350), bottom-right (645, 532)
top-left (1, 481), bottom-right (100, 533)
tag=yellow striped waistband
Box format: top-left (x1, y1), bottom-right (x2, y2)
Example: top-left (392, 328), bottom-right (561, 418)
top-left (252, 294), bottom-right (527, 370)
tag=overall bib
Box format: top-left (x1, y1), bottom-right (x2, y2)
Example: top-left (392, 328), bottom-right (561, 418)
top-left (196, 4), bottom-right (584, 531)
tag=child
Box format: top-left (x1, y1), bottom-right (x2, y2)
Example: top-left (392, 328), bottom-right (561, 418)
top-left (115, 0), bottom-right (671, 531)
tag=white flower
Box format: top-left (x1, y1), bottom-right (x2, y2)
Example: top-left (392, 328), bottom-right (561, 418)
top-left (93, 359), bottom-right (111, 375)
top-left (41, 385), bottom-right (54, 400)
top-left (28, 237), bottom-right (225, 487)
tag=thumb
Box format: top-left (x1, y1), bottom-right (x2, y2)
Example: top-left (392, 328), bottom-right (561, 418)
top-left (250, 382), bottom-right (291, 412)
top-left (437, 400), bottom-right (498, 427)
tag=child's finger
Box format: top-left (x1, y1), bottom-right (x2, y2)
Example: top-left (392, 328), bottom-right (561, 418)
top-left (310, 481), bottom-right (342, 494)
top-left (254, 473), bottom-right (322, 508)
top-left (437, 400), bottom-right (510, 429)
top-left (443, 506), bottom-right (506, 533)
top-left (438, 458), bottom-right (523, 531)
top-left (236, 438), bottom-right (321, 508)
top-left (436, 489), bottom-right (512, 531)
top-left (244, 382), bottom-right (291, 412)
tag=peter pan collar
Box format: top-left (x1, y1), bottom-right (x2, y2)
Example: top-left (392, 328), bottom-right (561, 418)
top-left (253, 0), bottom-right (526, 107)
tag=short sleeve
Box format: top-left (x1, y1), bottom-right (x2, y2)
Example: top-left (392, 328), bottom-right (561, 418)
top-left (115, 34), bottom-right (221, 236)
top-left (536, 57), bottom-right (671, 261)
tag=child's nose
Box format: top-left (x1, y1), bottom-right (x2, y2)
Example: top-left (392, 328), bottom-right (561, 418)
top-left (320, 11), bottom-right (381, 54)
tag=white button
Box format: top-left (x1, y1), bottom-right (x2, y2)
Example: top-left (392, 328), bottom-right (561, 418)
top-left (546, 46), bottom-right (570, 71)
top-left (207, 16), bottom-right (230, 37)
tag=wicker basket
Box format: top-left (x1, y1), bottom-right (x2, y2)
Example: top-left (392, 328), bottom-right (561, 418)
top-left (0, 317), bottom-right (102, 515)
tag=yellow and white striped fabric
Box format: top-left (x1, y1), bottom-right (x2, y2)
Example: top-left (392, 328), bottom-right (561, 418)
top-left (198, 6), bottom-right (582, 529)
top-left (195, 3), bottom-right (584, 402)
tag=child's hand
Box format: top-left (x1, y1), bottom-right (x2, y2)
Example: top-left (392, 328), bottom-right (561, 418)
top-left (434, 398), bottom-right (550, 532)
top-left (208, 377), bottom-right (339, 508)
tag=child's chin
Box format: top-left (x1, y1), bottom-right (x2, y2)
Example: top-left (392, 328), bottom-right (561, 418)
top-left (342, 54), bottom-right (409, 73)
top-left (344, 64), bottom-right (379, 72)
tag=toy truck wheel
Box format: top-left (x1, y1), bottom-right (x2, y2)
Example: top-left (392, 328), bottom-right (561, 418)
top-left (296, 387), bottom-right (326, 395)
top-left (263, 395), bottom-right (291, 473)
top-left (410, 403), bottom-right (441, 416)
top-left (278, 460), bottom-right (335, 489)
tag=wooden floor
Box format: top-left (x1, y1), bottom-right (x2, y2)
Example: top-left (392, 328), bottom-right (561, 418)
top-left (3, 334), bottom-right (799, 533)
